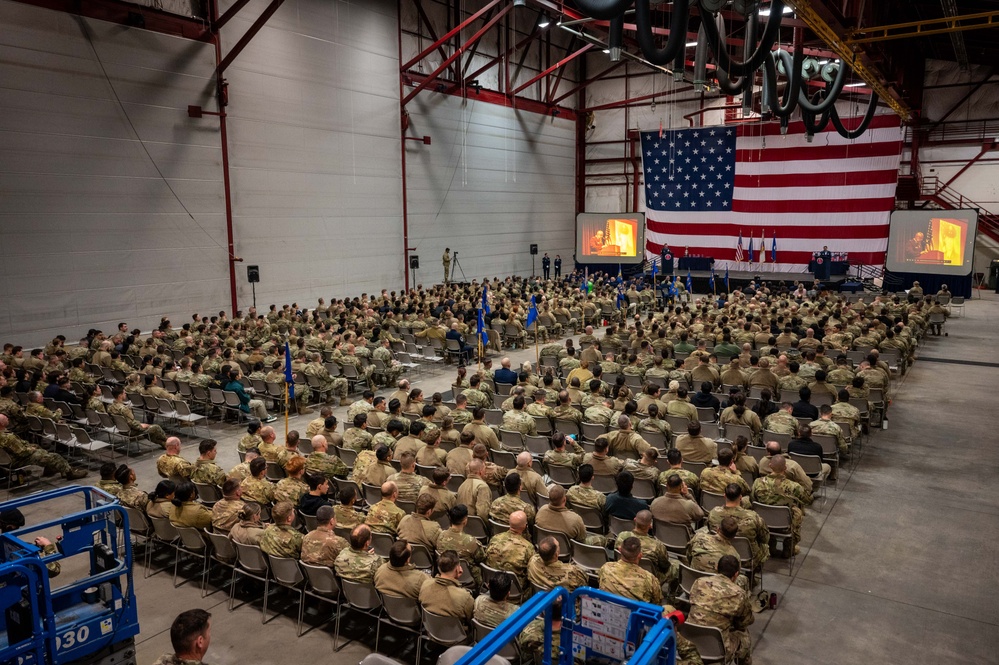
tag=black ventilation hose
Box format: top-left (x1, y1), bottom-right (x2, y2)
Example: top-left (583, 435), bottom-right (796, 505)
top-left (797, 61), bottom-right (848, 114)
top-left (762, 48), bottom-right (803, 118)
top-left (572, 0), bottom-right (634, 21)
top-left (830, 89), bottom-right (880, 139)
top-left (801, 90), bottom-right (831, 135)
top-left (634, 0), bottom-right (690, 66)
top-left (700, 0), bottom-right (784, 76)
top-left (710, 14), bottom-right (746, 94)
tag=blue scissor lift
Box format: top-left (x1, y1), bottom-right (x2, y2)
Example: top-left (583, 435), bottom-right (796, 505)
top-left (458, 587), bottom-right (677, 665)
top-left (0, 486), bottom-right (139, 665)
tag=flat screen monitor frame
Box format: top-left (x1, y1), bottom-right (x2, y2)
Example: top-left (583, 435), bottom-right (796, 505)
top-left (885, 209), bottom-right (978, 276)
top-left (576, 212), bottom-right (646, 265)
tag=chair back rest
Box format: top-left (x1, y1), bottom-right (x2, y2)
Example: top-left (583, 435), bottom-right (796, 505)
top-left (731, 536), bottom-right (753, 566)
top-left (265, 461), bottom-right (286, 481)
top-left (607, 515), bottom-right (633, 537)
top-left (678, 563), bottom-right (712, 596)
top-left (590, 474), bottom-right (617, 494)
top-left (301, 562), bottom-right (340, 596)
top-left (194, 482), bottom-right (223, 503)
top-left (422, 609), bottom-right (468, 644)
top-left (571, 504), bottom-right (604, 532)
top-left (269, 555), bottom-right (305, 585)
top-left (149, 517), bottom-right (180, 541)
top-left (381, 593), bottom-right (421, 625)
top-left (175, 525), bottom-right (207, 551)
top-left (546, 464), bottom-right (577, 487)
top-left (370, 532), bottom-right (394, 558)
top-left (631, 478), bottom-right (656, 501)
top-left (653, 520), bottom-right (692, 550)
top-left (571, 540), bottom-right (609, 571)
top-left (700, 490), bottom-right (726, 512)
top-left (679, 622), bottom-right (727, 661)
top-left (812, 433), bottom-right (838, 456)
top-left (206, 531), bottom-right (237, 561)
top-left (752, 502), bottom-right (792, 530)
top-left (234, 542), bottom-right (270, 574)
top-left (681, 460), bottom-right (707, 475)
top-left (788, 452), bottom-right (823, 475)
top-left (554, 419), bottom-right (581, 437)
top-left (340, 578), bottom-right (381, 611)
top-left (534, 526), bottom-right (572, 557)
top-left (124, 506), bottom-right (151, 535)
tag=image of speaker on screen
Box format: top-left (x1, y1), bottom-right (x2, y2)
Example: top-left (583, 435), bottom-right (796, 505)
top-left (576, 213), bottom-right (644, 263)
top-left (886, 209), bottom-right (978, 276)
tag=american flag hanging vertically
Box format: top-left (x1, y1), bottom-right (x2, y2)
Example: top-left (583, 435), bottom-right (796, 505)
top-left (641, 116), bottom-right (903, 270)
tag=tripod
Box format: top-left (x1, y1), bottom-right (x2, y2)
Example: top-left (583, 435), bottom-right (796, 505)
top-left (452, 251), bottom-right (467, 283)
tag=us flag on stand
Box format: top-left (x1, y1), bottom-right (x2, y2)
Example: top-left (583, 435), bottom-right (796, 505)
top-left (641, 115), bottom-right (904, 271)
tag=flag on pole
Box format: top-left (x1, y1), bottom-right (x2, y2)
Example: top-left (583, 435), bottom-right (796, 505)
top-left (525, 295), bottom-right (539, 329)
top-left (724, 267), bottom-right (730, 292)
top-left (771, 230), bottom-right (777, 263)
top-left (709, 268), bottom-right (715, 292)
top-left (651, 260), bottom-right (659, 277)
top-left (686, 269), bottom-right (693, 294)
top-left (481, 284), bottom-right (490, 315)
top-left (640, 119), bottom-right (903, 269)
top-left (477, 308), bottom-right (488, 347)
top-left (667, 280), bottom-right (677, 297)
top-left (747, 235), bottom-right (755, 263)
top-left (735, 231), bottom-right (744, 263)
top-left (283, 343), bottom-right (295, 402)
top-left (759, 230), bottom-right (766, 264)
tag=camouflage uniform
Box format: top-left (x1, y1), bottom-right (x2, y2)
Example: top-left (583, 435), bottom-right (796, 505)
top-left (156, 453), bottom-right (193, 479)
top-left (239, 476), bottom-right (275, 505)
top-left (527, 555), bottom-right (588, 593)
top-left (97, 480), bottom-right (123, 497)
top-left (366, 499), bottom-right (406, 535)
top-left (809, 418), bottom-right (848, 455)
top-left (751, 473), bottom-right (806, 548)
top-left (190, 460), bottom-right (226, 486)
top-left (118, 485), bottom-right (150, 512)
top-left (687, 531), bottom-right (748, 590)
top-left (300, 528), bottom-right (348, 566)
top-left (305, 451), bottom-right (348, 480)
top-left (150, 655), bottom-right (206, 665)
top-left (342, 427), bottom-right (374, 453)
top-left (519, 618), bottom-right (562, 657)
top-left (461, 388), bottom-right (490, 410)
top-left (211, 498), bottom-right (245, 532)
top-left (346, 399), bottom-right (374, 422)
top-left (388, 470), bottom-right (430, 503)
top-left (489, 494), bottom-right (536, 525)
top-left (334, 547), bottom-right (383, 582)
top-left (108, 401), bottom-right (167, 446)
top-left (551, 404), bottom-right (583, 425)
top-left (259, 524), bottom-right (304, 559)
top-left (274, 477), bottom-right (308, 504)
top-left (501, 409), bottom-right (537, 436)
top-left (371, 431), bottom-right (398, 451)
top-left (258, 440), bottom-right (282, 462)
top-left (598, 559), bottom-right (662, 604)
top-left (615, 530), bottom-right (677, 588)
top-left (450, 408), bottom-right (474, 426)
top-left (436, 527), bottom-right (485, 587)
top-left (484, 531), bottom-right (534, 588)
top-left (689, 574), bottom-right (755, 664)
top-left (227, 461), bottom-right (252, 482)
top-left (830, 401), bottom-right (861, 439)
top-left (303, 362), bottom-right (347, 401)
top-left (699, 467), bottom-right (752, 501)
top-left (763, 411), bottom-right (798, 436)
top-left (419, 483), bottom-right (457, 514)
top-left (707, 506), bottom-right (769, 568)
top-left (566, 485), bottom-right (606, 510)
top-left (583, 404), bottom-right (613, 427)
top-left (374, 562), bottom-right (429, 599)
top-left (170, 501), bottom-right (213, 529)
top-left (473, 596), bottom-right (519, 628)
top-left (238, 433), bottom-right (263, 453)
top-left (659, 468), bottom-right (700, 494)
top-left (334, 505), bottom-right (366, 529)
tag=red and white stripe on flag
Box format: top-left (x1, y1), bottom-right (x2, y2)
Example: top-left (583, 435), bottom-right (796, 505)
top-left (643, 114), bottom-right (903, 272)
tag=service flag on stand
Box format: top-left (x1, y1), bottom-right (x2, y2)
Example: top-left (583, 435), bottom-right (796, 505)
top-left (771, 231), bottom-right (777, 263)
top-left (641, 117), bottom-right (903, 270)
top-left (686, 269), bottom-right (693, 294)
top-left (747, 235), bottom-right (755, 263)
top-left (709, 268), bottom-right (716, 292)
top-left (481, 284), bottom-right (490, 315)
top-left (525, 296), bottom-right (539, 329)
top-left (759, 230), bottom-right (766, 264)
top-left (724, 267), bottom-right (730, 292)
top-left (477, 309), bottom-right (488, 347)
top-left (284, 343), bottom-right (295, 402)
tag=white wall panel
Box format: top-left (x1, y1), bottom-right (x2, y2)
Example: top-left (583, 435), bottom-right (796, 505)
top-left (406, 94), bottom-right (576, 280)
top-left (220, 0), bottom-right (405, 306)
top-left (0, 0), bottom-right (228, 346)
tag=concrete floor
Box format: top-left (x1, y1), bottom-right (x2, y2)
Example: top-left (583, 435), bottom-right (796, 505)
top-left (6, 291), bottom-right (998, 664)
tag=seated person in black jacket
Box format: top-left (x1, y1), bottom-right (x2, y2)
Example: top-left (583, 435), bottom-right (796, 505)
top-left (690, 381), bottom-right (721, 417)
top-left (791, 386), bottom-right (819, 421)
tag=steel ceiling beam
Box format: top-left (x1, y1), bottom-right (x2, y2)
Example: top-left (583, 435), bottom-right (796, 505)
top-left (511, 44), bottom-right (593, 95)
top-left (551, 60), bottom-right (626, 105)
top-left (845, 8), bottom-right (999, 44)
top-left (216, 0), bottom-right (287, 75)
top-left (401, 0), bottom-right (503, 72)
top-left (402, 4), bottom-right (514, 106)
top-left (461, 18), bottom-right (550, 85)
top-left (927, 67), bottom-right (995, 131)
top-left (213, 0), bottom-right (253, 32)
top-left (412, 0), bottom-right (459, 81)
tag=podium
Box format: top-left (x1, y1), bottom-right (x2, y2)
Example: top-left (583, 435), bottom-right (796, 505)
top-left (813, 252), bottom-right (832, 281)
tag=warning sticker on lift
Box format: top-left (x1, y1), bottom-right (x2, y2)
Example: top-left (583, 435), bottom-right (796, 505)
top-left (100, 618), bottom-right (113, 635)
top-left (575, 597), bottom-right (627, 660)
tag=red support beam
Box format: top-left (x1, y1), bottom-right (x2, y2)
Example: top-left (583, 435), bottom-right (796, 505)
top-left (412, 0), bottom-right (459, 82)
top-left (941, 141), bottom-right (997, 190)
top-left (461, 22), bottom-right (550, 86)
top-left (10, 0), bottom-right (211, 41)
top-left (402, 5), bottom-right (513, 107)
top-left (213, 0), bottom-right (252, 31)
top-left (511, 43), bottom-right (593, 96)
top-left (216, 0), bottom-right (287, 75)
top-left (583, 86), bottom-right (696, 112)
top-left (401, 0), bottom-right (503, 72)
top-left (551, 60), bottom-right (626, 105)
top-left (403, 71), bottom-right (577, 120)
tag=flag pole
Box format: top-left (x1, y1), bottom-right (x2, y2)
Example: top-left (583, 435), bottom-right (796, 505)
top-left (284, 381), bottom-right (289, 438)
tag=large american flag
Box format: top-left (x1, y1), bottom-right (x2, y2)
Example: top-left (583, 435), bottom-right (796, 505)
top-left (642, 114), bottom-right (904, 271)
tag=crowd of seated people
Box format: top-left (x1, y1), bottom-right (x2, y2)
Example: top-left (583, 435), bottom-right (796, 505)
top-left (0, 272), bottom-right (948, 665)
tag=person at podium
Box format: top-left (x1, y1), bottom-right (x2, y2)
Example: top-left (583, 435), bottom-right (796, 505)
top-left (588, 230), bottom-right (605, 254)
top-left (904, 232), bottom-right (925, 261)
top-left (816, 246), bottom-right (832, 281)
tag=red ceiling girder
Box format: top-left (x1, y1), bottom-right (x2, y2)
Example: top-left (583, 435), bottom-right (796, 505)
top-left (216, 0), bottom-right (287, 75)
top-left (402, 4), bottom-right (513, 107)
top-left (462, 20), bottom-right (550, 85)
top-left (401, 0), bottom-right (503, 72)
top-left (552, 60), bottom-right (626, 105)
top-left (403, 71), bottom-right (577, 120)
top-left (213, 0), bottom-right (253, 32)
top-left (512, 43), bottom-right (593, 95)
top-left (582, 86), bottom-right (697, 112)
top-left (10, 0), bottom-right (211, 40)
top-left (412, 0), bottom-right (460, 82)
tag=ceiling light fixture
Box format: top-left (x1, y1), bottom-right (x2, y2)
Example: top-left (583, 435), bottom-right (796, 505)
top-left (845, 82), bottom-right (867, 87)
top-left (686, 41), bottom-right (698, 47)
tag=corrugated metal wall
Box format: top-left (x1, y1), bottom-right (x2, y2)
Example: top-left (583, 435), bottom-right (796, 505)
top-left (219, 0), bottom-right (405, 306)
top-left (0, 0), bottom-right (228, 347)
top-left (405, 94), bottom-right (576, 281)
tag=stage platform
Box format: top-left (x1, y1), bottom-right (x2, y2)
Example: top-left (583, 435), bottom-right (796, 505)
top-left (649, 269), bottom-right (861, 293)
